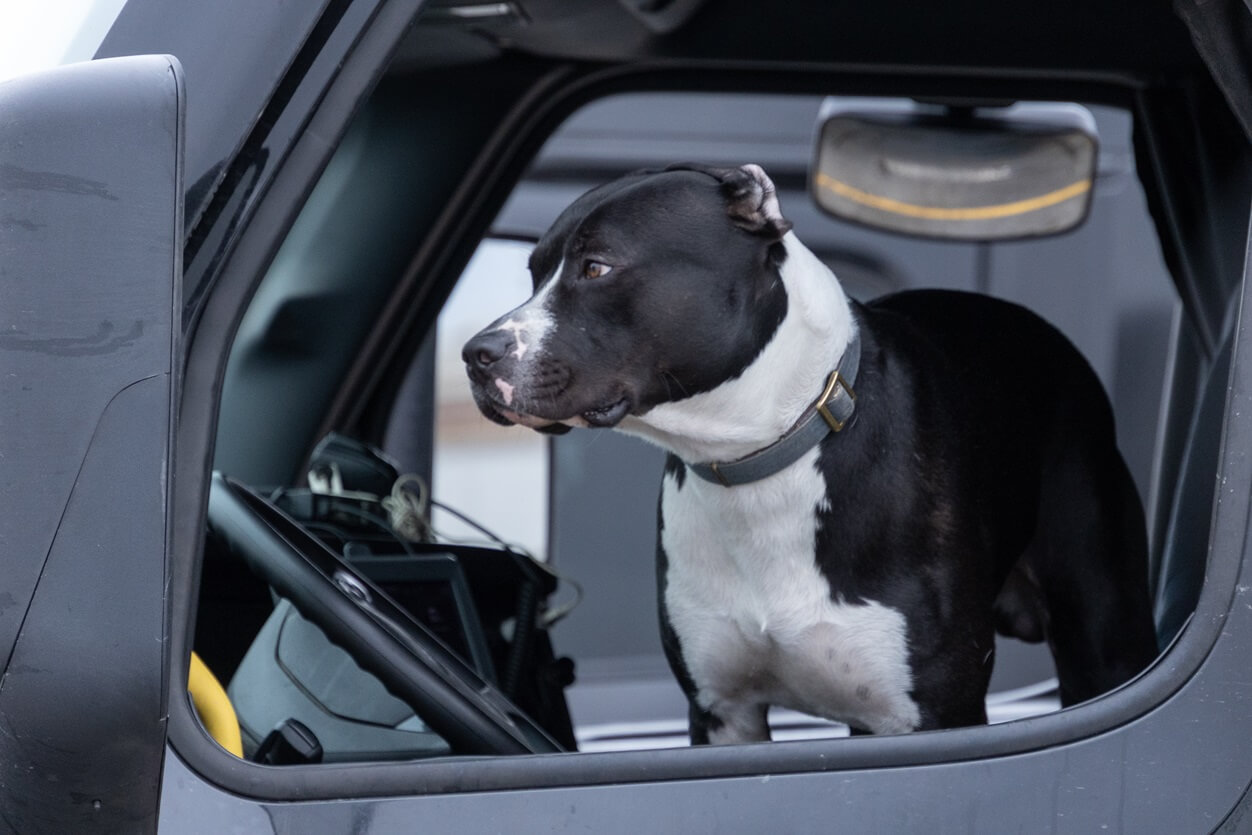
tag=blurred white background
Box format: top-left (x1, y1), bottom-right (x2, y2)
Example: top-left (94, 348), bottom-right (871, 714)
top-left (0, 0), bottom-right (126, 83)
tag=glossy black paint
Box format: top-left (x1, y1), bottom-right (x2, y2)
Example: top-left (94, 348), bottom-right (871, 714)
top-left (0, 55), bottom-right (182, 832)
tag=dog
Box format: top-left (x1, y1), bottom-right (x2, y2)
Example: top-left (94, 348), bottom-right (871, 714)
top-left (462, 163), bottom-right (1159, 742)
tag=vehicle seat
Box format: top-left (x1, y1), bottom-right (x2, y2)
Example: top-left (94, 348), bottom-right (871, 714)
top-left (227, 598), bottom-right (452, 762)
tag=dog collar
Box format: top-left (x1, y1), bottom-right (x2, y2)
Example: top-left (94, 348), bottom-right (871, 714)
top-left (688, 330), bottom-right (861, 487)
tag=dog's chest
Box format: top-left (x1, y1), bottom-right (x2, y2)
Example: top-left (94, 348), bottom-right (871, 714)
top-left (660, 450), bottom-right (921, 734)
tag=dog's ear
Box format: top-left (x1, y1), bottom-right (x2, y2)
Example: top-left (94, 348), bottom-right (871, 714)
top-left (718, 164), bottom-right (794, 241)
top-left (665, 163), bottom-right (793, 241)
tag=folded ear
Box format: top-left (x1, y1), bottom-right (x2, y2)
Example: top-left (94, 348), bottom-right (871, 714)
top-left (665, 162), bottom-right (793, 241)
top-left (720, 163), bottom-right (793, 240)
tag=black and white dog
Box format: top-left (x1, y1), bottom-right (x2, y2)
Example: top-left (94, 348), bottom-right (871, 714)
top-left (463, 163), bottom-right (1158, 742)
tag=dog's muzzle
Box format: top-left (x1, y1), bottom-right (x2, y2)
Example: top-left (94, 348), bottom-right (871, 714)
top-left (462, 327), bottom-right (579, 431)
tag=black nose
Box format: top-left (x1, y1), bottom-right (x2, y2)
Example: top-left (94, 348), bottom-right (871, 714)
top-left (462, 329), bottom-right (513, 373)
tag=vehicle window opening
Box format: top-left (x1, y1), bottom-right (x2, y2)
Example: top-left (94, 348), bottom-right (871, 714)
top-left (191, 89), bottom-right (1218, 767)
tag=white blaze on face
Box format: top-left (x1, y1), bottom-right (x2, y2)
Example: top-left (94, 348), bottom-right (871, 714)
top-left (489, 259), bottom-right (562, 383)
top-left (498, 319), bottom-right (530, 360)
top-left (495, 378), bottom-right (515, 405)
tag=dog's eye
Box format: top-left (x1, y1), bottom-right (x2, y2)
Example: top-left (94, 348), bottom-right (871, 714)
top-left (582, 260), bottom-right (613, 280)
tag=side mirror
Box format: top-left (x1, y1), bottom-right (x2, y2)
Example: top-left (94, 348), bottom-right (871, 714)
top-left (811, 99), bottom-right (1098, 241)
top-left (0, 55), bottom-right (184, 827)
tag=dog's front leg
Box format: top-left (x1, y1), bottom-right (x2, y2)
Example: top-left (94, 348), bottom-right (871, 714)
top-left (658, 597), bottom-right (772, 746)
top-left (690, 700), bottom-right (770, 746)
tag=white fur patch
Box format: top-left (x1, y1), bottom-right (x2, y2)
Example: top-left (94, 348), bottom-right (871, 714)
top-left (494, 378), bottom-right (515, 405)
top-left (490, 259), bottom-right (562, 386)
top-left (661, 450), bottom-right (921, 739)
top-left (498, 319), bottom-right (531, 361)
top-left (741, 163), bottom-right (785, 229)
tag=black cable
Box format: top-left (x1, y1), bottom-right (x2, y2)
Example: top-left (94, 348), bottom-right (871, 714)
top-left (429, 499), bottom-right (518, 552)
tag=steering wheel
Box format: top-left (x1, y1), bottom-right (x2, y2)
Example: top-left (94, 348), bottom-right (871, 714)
top-left (206, 471), bottom-right (560, 757)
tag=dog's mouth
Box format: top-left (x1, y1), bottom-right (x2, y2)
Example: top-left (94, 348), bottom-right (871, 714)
top-left (580, 396), bottom-right (631, 428)
top-left (475, 385), bottom-right (631, 432)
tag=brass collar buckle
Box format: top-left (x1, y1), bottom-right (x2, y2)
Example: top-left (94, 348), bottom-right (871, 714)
top-left (815, 370), bottom-right (857, 431)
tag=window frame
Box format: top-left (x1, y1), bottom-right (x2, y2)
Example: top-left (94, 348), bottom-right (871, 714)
top-left (168, 48), bottom-right (1252, 804)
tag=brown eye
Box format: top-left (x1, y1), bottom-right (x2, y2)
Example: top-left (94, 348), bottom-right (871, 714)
top-left (582, 260), bottom-right (612, 279)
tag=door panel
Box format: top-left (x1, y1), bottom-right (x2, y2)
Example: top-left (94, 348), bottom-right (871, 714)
top-left (0, 55), bottom-right (182, 831)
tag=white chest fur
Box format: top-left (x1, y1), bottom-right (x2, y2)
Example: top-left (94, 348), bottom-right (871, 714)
top-left (620, 232), bottom-right (921, 739)
top-left (659, 449), bottom-right (922, 739)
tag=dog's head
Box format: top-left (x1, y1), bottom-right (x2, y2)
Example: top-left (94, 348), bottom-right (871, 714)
top-left (462, 164), bottom-right (793, 434)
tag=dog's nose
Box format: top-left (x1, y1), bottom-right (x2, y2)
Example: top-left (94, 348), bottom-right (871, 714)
top-left (463, 329), bottom-right (513, 372)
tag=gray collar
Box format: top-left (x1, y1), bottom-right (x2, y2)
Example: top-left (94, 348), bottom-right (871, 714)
top-left (688, 330), bottom-right (861, 487)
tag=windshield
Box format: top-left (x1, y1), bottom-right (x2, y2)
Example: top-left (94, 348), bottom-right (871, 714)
top-left (0, 0), bottom-right (127, 83)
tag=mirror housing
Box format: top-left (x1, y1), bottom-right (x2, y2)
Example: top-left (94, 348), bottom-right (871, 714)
top-left (811, 100), bottom-right (1098, 241)
top-left (0, 55), bottom-right (183, 827)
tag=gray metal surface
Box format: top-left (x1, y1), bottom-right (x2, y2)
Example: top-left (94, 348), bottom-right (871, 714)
top-left (0, 55), bottom-right (182, 832)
